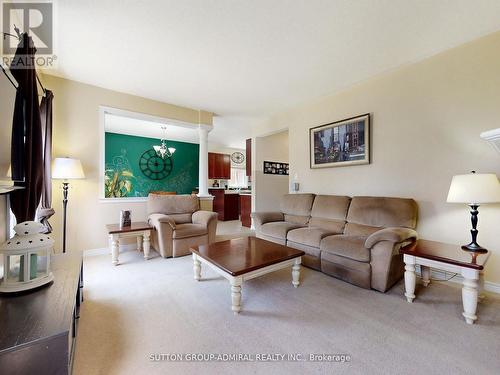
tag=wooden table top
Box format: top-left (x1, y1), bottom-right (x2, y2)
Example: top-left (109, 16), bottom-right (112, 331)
top-left (0, 252), bottom-right (82, 351)
top-left (400, 239), bottom-right (490, 270)
top-left (106, 221), bottom-right (151, 234)
top-left (190, 237), bottom-right (305, 276)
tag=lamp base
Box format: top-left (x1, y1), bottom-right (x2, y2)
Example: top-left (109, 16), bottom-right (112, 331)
top-left (461, 242), bottom-right (488, 253)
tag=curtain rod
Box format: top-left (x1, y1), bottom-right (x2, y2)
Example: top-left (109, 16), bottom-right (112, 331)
top-left (1, 30), bottom-right (47, 94)
top-left (0, 64), bottom-right (18, 89)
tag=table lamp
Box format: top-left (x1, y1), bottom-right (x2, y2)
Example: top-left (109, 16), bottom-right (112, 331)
top-left (52, 157), bottom-right (85, 253)
top-left (447, 171), bottom-right (500, 252)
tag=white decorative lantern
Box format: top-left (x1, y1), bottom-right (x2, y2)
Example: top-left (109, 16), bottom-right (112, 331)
top-left (0, 221), bottom-right (54, 293)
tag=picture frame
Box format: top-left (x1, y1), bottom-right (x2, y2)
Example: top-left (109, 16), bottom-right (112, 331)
top-left (310, 113), bottom-right (370, 168)
top-left (263, 161), bottom-right (289, 175)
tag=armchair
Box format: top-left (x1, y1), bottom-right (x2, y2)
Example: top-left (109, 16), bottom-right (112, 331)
top-left (147, 194), bottom-right (218, 258)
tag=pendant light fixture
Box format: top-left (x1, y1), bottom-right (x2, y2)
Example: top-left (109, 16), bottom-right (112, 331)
top-left (153, 125), bottom-right (176, 159)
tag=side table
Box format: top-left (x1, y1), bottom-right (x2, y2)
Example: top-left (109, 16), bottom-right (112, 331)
top-left (105, 222), bottom-right (152, 266)
top-left (400, 239), bottom-right (490, 324)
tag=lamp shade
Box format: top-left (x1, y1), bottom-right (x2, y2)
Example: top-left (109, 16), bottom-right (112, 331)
top-left (447, 172), bottom-right (500, 204)
top-left (52, 158), bottom-right (85, 180)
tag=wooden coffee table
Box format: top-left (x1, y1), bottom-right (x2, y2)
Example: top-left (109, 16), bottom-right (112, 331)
top-left (106, 222), bottom-right (152, 266)
top-left (400, 239), bottom-right (490, 324)
top-left (190, 237), bottom-right (305, 314)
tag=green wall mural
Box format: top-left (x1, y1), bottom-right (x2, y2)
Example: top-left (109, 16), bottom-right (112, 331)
top-left (104, 132), bottom-right (199, 197)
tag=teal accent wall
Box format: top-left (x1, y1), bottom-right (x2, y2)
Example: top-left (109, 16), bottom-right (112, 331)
top-left (104, 132), bottom-right (199, 197)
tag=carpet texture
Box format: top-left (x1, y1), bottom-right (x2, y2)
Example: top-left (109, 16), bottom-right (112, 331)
top-left (74, 238), bottom-right (500, 374)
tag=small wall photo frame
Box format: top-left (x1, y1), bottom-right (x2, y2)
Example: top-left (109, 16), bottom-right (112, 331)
top-left (263, 161), bottom-right (289, 175)
top-left (310, 113), bottom-right (370, 168)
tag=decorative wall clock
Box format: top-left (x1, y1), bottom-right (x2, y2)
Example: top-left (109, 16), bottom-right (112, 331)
top-left (139, 149), bottom-right (173, 180)
top-left (231, 151), bottom-right (245, 164)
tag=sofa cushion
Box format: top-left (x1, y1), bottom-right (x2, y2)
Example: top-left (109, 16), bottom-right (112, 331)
top-left (280, 194), bottom-right (315, 225)
top-left (321, 253), bottom-right (371, 289)
top-left (286, 240), bottom-right (321, 258)
top-left (320, 235), bottom-right (370, 262)
top-left (173, 223), bottom-right (207, 239)
top-left (260, 221), bottom-right (304, 240)
top-left (344, 222), bottom-right (381, 236)
top-left (287, 227), bottom-right (335, 248)
top-left (309, 195), bottom-right (351, 232)
top-left (147, 194), bottom-right (199, 216)
top-left (347, 196), bottom-right (417, 230)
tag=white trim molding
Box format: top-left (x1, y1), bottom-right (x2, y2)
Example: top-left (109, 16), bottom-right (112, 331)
top-left (416, 266), bottom-right (500, 294)
top-left (98, 106), bottom-right (213, 202)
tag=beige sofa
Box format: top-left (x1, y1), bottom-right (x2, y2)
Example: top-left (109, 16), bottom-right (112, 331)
top-left (253, 194), bottom-right (418, 292)
top-left (147, 194), bottom-right (218, 258)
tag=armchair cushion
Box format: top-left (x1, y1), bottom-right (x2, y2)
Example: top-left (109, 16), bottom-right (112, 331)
top-left (173, 224), bottom-right (208, 239)
top-left (365, 227), bottom-right (418, 249)
top-left (147, 194), bottom-right (199, 215)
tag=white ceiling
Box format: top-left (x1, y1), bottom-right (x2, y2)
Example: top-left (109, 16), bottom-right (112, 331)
top-left (47, 1), bottom-right (500, 148)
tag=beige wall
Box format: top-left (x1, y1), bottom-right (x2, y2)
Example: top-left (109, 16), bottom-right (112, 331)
top-left (0, 196), bottom-right (6, 244)
top-left (41, 74), bottom-right (211, 253)
top-left (254, 130), bottom-right (289, 212)
top-left (257, 32), bottom-right (500, 284)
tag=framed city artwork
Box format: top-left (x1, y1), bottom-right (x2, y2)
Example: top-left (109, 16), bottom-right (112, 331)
top-left (310, 113), bottom-right (370, 168)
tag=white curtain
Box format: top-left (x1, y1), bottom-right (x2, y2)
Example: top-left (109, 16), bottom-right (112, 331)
top-left (229, 167), bottom-right (248, 188)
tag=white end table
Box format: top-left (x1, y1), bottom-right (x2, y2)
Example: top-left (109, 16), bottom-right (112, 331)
top-left (105, 222), bottom-right (152, 266)
top-left (400, 239), bottom-right (489, 324)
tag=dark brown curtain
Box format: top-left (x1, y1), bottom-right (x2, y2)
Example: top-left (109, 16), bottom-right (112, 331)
top-left (9, 33), bottom-right (44, 223)
top-left (38, 90), bottom-right (54, 232)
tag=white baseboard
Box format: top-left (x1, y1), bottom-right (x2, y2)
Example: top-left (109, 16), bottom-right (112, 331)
top-left (84, 243), bottom-right (137, 257)
top-left (81, 250), bottom-right (500, 294)
top-left (418, 267), bottom-right (500, 295)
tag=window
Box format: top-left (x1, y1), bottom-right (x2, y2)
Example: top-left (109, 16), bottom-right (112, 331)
top-left (228, 167), bottom-right (248, 188)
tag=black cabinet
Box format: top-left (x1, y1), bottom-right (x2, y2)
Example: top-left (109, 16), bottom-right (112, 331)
top-left (0, 252), bottom-right (84, 375)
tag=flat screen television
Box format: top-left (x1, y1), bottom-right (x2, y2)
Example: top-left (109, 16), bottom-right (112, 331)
top-left (0, 68), bottom-right (21, 188)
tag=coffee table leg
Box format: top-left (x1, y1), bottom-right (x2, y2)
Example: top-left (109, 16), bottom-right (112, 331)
top-left (111, 235), bottom-right (119, 266)
top-left (404, 255), bottom-right (416, 302)
top-left (193, 254), bottom-right (201, 281)
top-left (136, 236), bottom-right (142, 252)
top-left (292, 258), bottom-right (301, 288)
top-left (421, 265), bottom-right (431, 287)
top-left (230, 278), bottom-right (242, 314)
top-left (143, 231), bottom-right (151, 260)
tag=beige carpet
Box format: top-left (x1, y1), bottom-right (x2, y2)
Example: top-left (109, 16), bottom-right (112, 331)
top-left (74, 228), bottom-right (500, 375)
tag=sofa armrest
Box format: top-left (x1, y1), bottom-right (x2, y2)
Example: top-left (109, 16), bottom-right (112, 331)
top-left (251, 212), bottom-right (284, 226)
top-left (365, 227), bottom-right (417, 249)
top-left (148, 214), bottom-right (176, 258)
top-left (192, 210), bottom-right (218, 226)
top-left (192, 210), bottom-right (218, 244)
top-left (148, 213), bottom-right (176, 230)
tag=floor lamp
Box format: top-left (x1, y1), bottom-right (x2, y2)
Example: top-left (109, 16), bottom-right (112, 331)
top-left (52, 157), bottom-right (85, 253)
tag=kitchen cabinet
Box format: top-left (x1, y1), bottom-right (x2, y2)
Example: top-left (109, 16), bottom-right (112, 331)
top-left (245, 138), bottom-right (252, 177)
top-left (208, 189), bottom-right (239, 221)
top-left (208, 152), bottom-right (230, 179)
top-left (240, 194), bottom-right (252, 228)
top-left (209, 189), bottom-right (225, 220)
top-left (224, 193), bottom-right (239, 221)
